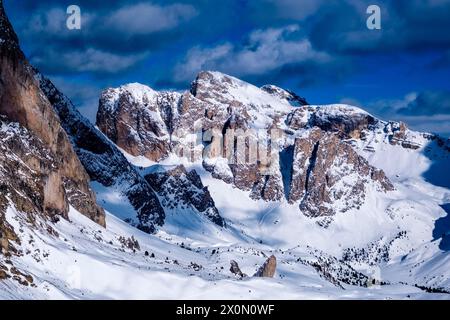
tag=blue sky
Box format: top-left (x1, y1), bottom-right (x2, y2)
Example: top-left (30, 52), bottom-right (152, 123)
top-left (4, 0), bottom-right (450, 136)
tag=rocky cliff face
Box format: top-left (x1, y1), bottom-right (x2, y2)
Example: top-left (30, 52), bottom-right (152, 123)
top-left (0, 118), bottom-right (65, 254)
top-left (145, 165), bottom-right (225, 227)
top-left (97, 84), bottom-right (176, 162)
top-left (0, 1), bottom-right (105, 248)
top-left (97, 71), bottom-right (395, 220)
top-left (287, 128), bottom-right (393, 217)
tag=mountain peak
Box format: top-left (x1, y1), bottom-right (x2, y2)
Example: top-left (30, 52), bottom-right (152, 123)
top-left (195, 70), bottom-right (232, 81)
top-left (191, 71), bottom-right (309, 111)
top-left (117, 82), bottom-right (158, 102)
top-left (0, 1), bottom-right (20, 51)
top-left (191, 70), bottom-right (244, 92)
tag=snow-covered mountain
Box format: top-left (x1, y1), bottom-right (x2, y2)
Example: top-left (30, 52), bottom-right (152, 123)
top-left (1, 1), bottom-right (450, 299)
top-left (96, 71), bottom-right (394, 220)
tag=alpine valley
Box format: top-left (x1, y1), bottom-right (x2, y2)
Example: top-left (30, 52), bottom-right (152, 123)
top-left (1, 1), bottom-right (449, 299)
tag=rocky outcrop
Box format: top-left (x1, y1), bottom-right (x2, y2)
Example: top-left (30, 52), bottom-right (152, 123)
top-left (385, 121), bottom-right (422, 150)
top-left (145, 166), bottom-right (224, 227)
top-left (97, 84), bottom-right (175, 162)
top-left (310, 105), bottom-right (377, 139)
top-left (230, 260), bottom-right (247, 278)
top-left (191, 83), bottom-right (393, 217)
top-left (285, 104), bottom-right (377, 139)
top-left (287, 128), bottom-right (394, 217)
top-left (96, 72), bottom-right (294, 204)
top-left (189, 72), bottom-right (296, 202)
top-left (261, 84), bottom-right (308, 106)
top-left (0, 119), bottom-right (53, 253)
top-left (254, 255), bottom-right (277, 278)
top-left (0, 2), bottom-right (105, 227)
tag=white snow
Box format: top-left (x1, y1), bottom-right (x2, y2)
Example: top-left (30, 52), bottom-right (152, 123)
top-left (103, 83), bottom-right (158, 113)
top-left (197, 71), bottom-right (294, 129)
top-left (2, 200), bottom-right (448, 300)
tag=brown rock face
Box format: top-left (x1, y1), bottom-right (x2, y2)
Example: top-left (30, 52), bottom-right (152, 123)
top-left (285, 104), bottom-right (377, 139)
top-left (287, 128), bottom-right (393, 217)
top-left (190, 72), bottom-right (288, 201)
top-left (0, 3), bottom-right (104, 227)
top-left (0, 120), bottom-right (63, 253)
top-left (97, 85), bottom-right (175, 162)
top-left (96, 72), bottom-right (289, 204)
top-left (0, 196), bottom-right (18, 255)
top-left (310, 106), bottom-right (377, 139)
top-left (254, 255), bottom-right (277, 278)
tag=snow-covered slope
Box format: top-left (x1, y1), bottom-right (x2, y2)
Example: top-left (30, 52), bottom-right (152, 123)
top-left (1, 201), bottom-right (448, 300)
top-left (88, 70), bottom-right (450, 298)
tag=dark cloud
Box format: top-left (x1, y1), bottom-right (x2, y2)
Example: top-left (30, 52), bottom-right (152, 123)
top-left (9, 0), bottom-right (450, 79)
top-left (308, 0), bottom-right (450, 54)
top-left (9, 1), bottom-right (197, 76)
top-left (359, 91), bottom-right (450, 136)
top-left (258, 0), bottom-right (325, 20)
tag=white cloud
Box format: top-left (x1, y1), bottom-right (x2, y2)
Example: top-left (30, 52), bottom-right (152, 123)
top-left (66, 48), bottom-right (149, 73)
top-left (105, 3), bottom-right (197, 35)
top-left (174, 44), bottom-right (233, 82)
top-left (368, 92), bottom-right (418, 114)
top-left (25, 2), bottom-right (196, 38)
top-left (174, 25), bottom-right (330, 82)
top-left (393, 114), bottom-right (450, 137)
top-left (32, 48), bottom-right (149, 74)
